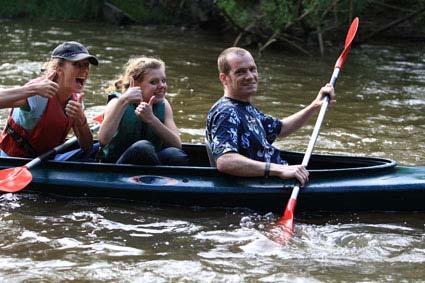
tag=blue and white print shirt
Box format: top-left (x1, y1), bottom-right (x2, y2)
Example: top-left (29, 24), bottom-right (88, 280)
top-left (206, 96), bottom-right (286, 164)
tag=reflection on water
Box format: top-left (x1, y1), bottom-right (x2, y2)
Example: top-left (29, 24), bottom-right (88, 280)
top-left (0, 21), bottom-right (424, 282)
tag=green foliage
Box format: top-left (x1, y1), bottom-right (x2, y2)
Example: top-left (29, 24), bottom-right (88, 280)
top-left (0, 0), bottom-right (197, 24)
top-left (0, 0), bottom-right (102, 20)
top-left (1, 0), bottom-right (425, 46)
top-left (217, 0), bottom-right (253, 27)
top-left (217, 0), bottom-right (368, 31)
top-left (107, 0), bottom-right (170, 24)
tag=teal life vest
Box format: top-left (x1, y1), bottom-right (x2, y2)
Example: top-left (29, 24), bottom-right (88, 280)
top-left (99, 91), bottom-right (165, 162)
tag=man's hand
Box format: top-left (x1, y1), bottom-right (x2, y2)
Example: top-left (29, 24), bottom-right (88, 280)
top-left (273, 164), bottom-right (309, 187)
top-left (313, 83), bottom-right (336, 109)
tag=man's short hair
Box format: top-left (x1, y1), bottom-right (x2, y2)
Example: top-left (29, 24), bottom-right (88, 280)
top-left (217, 47), bottom-right (251, 74)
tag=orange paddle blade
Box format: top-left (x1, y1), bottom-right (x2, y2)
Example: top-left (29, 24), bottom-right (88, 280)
top-left (335, 17), bottom-right (359, 69)
top-left (93, 114), bottom-right (104, 124)
top-left (270, 198), bottom-right (297, 245)
top-left (0, 166), bottom-right (33, 193)
top-left (277, 197), bottom-right (296, 231)
top-left (269, 223), bottom-right (293, 245)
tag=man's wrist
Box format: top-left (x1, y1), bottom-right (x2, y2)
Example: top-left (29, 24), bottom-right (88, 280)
top-left (264, 161), bottom-right (271, 178)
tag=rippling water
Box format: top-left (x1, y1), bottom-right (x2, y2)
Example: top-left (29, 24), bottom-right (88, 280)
top-left (1, 193), bottom-right (424, 282)
top-left (0, 20), bottom-right (424, 282)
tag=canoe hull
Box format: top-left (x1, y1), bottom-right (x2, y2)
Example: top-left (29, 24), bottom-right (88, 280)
top-left (8, 163), bottom-right (425, 212)
top-left (1, 145), bottom-right (424, 212)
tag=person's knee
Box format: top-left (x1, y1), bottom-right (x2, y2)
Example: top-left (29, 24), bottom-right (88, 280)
top-left (132, 140), bottom-right (155, 152)
top-left (159, 147), bottom-right (189, 165)
top-left (117, 140), bottom-right (159, 165)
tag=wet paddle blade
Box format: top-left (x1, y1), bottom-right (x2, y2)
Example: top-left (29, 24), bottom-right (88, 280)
top-left (0, 166), bottom-right (32, 193)
top-left (277, 197), bottom-right (296, 231)
top-left (269, 198), bottom-right (297, 245)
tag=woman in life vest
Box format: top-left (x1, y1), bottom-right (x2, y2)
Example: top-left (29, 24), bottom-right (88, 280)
top-left (98, 56), bottom-right (188, 165)
top-left (0, 41), bottom-right (97, 157)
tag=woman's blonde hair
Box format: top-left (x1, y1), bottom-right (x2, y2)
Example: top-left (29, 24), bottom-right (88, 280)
top-left (41, 58), bottom-right (65, 80)
top-left (108, 56), bottom-right (165, 93)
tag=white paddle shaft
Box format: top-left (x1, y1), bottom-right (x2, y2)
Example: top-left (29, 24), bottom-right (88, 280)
top-left (288, 67), bottom-right (340, 200)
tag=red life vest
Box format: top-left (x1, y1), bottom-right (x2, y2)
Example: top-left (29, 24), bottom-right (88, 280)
top-left (0, 94), bottom-right (75, 157)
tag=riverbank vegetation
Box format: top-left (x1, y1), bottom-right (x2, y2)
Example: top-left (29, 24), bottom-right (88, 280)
top-left (1, 0), bottom-right (425, 54)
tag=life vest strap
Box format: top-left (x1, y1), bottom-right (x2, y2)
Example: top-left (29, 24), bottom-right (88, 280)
top-left (5, 123), bottom-right (37, 157)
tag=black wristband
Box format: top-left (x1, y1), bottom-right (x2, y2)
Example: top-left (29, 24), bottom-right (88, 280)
top-left (264, 161), bottom-right (271, 178)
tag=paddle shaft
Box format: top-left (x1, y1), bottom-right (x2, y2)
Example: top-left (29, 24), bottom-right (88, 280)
top-left (277, 18), bottom-right (358, 235)
top-left (286, 68), bottom-right (340, 201)
top-left (25, 124), bottom-right (100, 169)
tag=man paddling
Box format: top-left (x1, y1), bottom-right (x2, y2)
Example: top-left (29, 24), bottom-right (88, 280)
top-left (206, 47), bottom-right (335, 186)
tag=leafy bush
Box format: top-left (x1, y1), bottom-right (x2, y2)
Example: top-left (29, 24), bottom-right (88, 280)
top-left (0, 0), bottom-right (102, 20)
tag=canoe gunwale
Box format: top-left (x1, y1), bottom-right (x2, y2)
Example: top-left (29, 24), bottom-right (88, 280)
top-left (0, 147), bottom-right (398, 177)
top-left (0, 149), bottom-right (423, 212)
top-left (282, 151), bottom-right (398, 176)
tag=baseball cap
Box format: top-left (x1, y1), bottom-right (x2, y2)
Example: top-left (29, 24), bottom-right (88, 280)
top-left (51, 41), bottom-right (99, 65)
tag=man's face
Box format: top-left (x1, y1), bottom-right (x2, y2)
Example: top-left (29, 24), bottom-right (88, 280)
top-left (222, 52), bottom-right (258, 100)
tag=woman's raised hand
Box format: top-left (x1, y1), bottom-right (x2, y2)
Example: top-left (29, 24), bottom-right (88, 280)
top-left (26, 70), bottom-right (59, 98)
top-left (122, 77), bottom-right (142, 104)
top-left (66, 93), bottom-right (87, 127)
top-left (135, 95), bottom-right (156, 124)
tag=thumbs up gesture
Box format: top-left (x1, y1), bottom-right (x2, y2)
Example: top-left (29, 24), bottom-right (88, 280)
top-left (135, 95), bottom-right (156, 123)
top-left (26, 70), bottom-right (59, 98)
top-left (66, 93), bottom-right (87, 127)
top-left (122, 77), bottom-right (142, 105)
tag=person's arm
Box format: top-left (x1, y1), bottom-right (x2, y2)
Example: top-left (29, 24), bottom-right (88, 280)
top-left (279, 83), bottom-right (335, 138)
top-left (207, 104), bottom-right (309, 185)
top-left (0, 86), bottom-right (34, 108)
top-left (72, 116), bottom-right (93, 153)
top-left (99, 86), bottom-right (142, 145)
top-left (216, 152), bottom-right (309, 186)
top-left (66, 94), bottom-right (92, 152)
top-left (137, 98), bottom-right (181, 148)
top-left (0, 72), bottom-right (58, 109)
top-left (98, 97), bottom-right (128, 145)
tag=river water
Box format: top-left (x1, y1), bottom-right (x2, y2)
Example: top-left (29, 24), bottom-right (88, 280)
top-left (0, 20), bottom-right (424, 282)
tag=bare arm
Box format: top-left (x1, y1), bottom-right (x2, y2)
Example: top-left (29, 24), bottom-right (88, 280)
top-left (98, 97), bottom-right (129, 145)
top-left (72, 117), bottom-right (93, 153)
top-left (279, 84), bottom-right (335, 138)
top-left (0, 86), bottom-right (34, 108)
top-left (0, 71), bottom-right (58, 109)
top-left (99, 85), bottom-right (143, 145)
top-left (66, 94), bottom-right (93, 152)
top-left (216, 152), bottom-right (309, 186)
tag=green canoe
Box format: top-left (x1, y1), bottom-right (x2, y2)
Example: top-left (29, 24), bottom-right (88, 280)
top-left (0, 144), bottom-right (424, 212)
